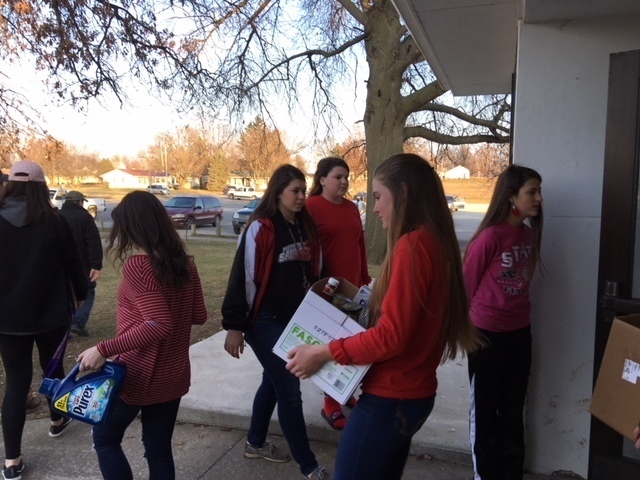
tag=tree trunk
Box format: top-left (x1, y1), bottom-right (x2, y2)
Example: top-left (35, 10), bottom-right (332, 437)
top-left (362, 4), bottom-right (410, 264)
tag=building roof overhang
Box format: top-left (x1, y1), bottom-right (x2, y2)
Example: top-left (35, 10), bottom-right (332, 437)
top-left (391, 0), bottom-right (640, 96)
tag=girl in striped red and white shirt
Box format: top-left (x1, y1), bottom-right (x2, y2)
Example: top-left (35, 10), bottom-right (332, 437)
top-left (78, 191), bottom-right (207, 480)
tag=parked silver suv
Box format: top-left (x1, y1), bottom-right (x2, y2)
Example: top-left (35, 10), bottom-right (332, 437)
top-left (147, 184), bottom-right (171, 195)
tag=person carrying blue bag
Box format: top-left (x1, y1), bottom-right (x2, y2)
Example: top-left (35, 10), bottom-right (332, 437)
top-left (78, 191), bottom-right (207, 480)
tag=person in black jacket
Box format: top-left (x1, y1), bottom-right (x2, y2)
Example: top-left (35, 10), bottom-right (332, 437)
top-left (222, 165), bottom-right (329, 480)
top-left (60, 191), bottom-right (103, 337)
top-left (0, 160), bottom-right (88, 480)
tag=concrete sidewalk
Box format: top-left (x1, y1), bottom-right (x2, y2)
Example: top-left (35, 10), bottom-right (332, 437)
top-left (180, 332), bottom-right (472, 463)
top-left (8, 331), bottom-right (556, 479)
top-left (9, 417), bottom-right (475, 479)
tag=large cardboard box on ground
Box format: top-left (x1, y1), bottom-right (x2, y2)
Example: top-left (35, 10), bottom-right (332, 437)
top-left (590, 314), bottom-right (640, 441)
top-left (273, 278), bottom-right (371, 404)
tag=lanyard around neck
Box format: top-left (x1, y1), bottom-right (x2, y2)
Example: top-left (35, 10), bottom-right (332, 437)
top-left (286, 220), bottom-right (311, 291)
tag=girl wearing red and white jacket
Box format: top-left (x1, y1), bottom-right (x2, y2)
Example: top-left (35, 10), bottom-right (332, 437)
top-left (222, 165), bottom-right (329, 480)
top-left (464, 165), bottom-right (544, 480)
top-left (286, 153), bottom-right (482, 480)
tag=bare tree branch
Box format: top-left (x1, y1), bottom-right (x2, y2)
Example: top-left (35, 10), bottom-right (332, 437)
top-left (195, 0), bottom-right (253, 55)
top-left (335, 0), bottom-right (367, 26)
top-left (416, 103), bottom-right (510, 134)
top-left (247, 33), bottom-right (367, 90)
top-left (400, 81), bottom-right (447, 117)
top-left (404, 125), bottom-right (508, 145)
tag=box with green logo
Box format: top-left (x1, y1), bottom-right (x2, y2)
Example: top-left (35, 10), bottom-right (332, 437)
top-left (273, 277), bottom-right (371, 404)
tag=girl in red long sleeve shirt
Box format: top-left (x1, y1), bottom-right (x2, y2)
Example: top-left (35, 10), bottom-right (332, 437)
top-left (306, 156), bottom-right (371, 430)
top-left (287, 153), bottom-right (482, 480)
top-left (78, 191), bottom-right (207, 480)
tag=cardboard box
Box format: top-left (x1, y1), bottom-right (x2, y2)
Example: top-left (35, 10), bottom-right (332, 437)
top-left (590, 314), bottom-right (640, 441)
top-left (273, 278), bottom-right (371, 404)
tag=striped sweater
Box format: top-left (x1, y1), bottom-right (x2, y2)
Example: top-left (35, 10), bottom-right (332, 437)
top-left (97, 255), bottom-right (207, 405)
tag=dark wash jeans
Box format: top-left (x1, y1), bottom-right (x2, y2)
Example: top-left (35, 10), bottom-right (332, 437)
top-left (74, 285), bottom-right (95, 328)
top-left (92, 396), bottom-right (181, 480)
top-left (244, 311), bottom-right (319, 476)
top-left (334, 392), bottom-right (435, 480)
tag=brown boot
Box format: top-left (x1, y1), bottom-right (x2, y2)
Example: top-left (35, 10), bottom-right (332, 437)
top-left (26, 392), bottom-right (42, 410)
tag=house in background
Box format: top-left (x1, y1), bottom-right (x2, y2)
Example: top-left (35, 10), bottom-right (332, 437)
top-left (229, 171), bottom-right (269, 190)
top-left (441, 165), bottom-right (470, 179)
top-left (78, 174), bottom-right (102, 184)
top-left (392, 0), bottom-right (640, 478)
top-left (228, 172), bottom-right (248, 189)
top-left (101, 169), bottom-right (172, 189)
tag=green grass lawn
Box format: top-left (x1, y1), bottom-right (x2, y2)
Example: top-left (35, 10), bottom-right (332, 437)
top-left (80, 239), bottom-right (236, 347)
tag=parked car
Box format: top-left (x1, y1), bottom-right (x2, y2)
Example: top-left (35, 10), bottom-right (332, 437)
top-left (445, 195), bottom-right (465, 212)
top-left (164, 195), bottom-right (224, 228)
top-left (232, 197), bottom-right (261, 234)
top-left (228, 186), bottom-right (263, 200)
top-left (49, 188), bottom-right (107, 218)
top-left (147, 184), bottom-right (171, 195)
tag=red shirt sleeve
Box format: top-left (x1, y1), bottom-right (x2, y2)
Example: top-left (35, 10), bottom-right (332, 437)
top-left (329, 230), bottom-right (440, 365)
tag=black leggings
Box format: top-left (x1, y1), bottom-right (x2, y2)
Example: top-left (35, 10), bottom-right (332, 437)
top-left (0, 326), bottom-right (68, 459)
top-left (468, 326), bottom-right (532, 480)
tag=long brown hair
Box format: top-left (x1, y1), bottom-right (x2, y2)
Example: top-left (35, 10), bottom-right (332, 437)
top-left (0, 180), bottom-right (57, 225)
top-left (107, 191), bottom-right (192, 286)
top-left (308, 157), bottom-right (350, 197)
top-left (466, 164), bottom-right (544, 278)
top-left (248, 164), bottom-right (320, 252)
top-left (366, 153), bottom-right (482, 360)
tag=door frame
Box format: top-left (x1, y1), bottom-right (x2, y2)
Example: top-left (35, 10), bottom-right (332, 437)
top-left (589, 49), bottom-right (640, 478)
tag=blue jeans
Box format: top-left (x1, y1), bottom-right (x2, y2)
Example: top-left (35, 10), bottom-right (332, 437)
top-left (74, 285), bottom-right (95, 328)
top-left (334, 392), bottom-right (435, 480)
top-left (244, 311), bottom-right (318, 476)
top-left (92, 396), bottom-right (181, 480)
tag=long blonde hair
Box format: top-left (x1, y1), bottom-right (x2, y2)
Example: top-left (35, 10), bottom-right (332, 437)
top-left (366, 153), bottom-right (483, 360)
